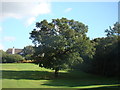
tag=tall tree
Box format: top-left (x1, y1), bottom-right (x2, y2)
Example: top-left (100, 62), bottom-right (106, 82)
top-left (30, 18), bottom-right (95, 77)
top-left (105, 22), bottom-right (120, 37)
top-left (22, 45), bottom-right (35, 60)
top-left (91, 22), bottom-right (120, 77)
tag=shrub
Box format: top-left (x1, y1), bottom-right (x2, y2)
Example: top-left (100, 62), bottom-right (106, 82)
top-left (6, 54), bottom-right (24, 63)
top-left (1, 50), bottom-right (23, 63)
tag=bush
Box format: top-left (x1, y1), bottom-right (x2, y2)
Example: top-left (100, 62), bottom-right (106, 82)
top-left (24, 54), bottom-right (32, 60)
top-left (6, 54), bottom-right (24, 63)
top-left (1, 50), bottom-right (23, 63)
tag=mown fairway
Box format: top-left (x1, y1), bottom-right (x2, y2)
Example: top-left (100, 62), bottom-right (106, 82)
top-left (1, 63), bottom-right (120, 89)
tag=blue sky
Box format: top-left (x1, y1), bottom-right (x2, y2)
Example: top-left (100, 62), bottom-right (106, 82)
top-left (0, 2), bottom-right (118, 51)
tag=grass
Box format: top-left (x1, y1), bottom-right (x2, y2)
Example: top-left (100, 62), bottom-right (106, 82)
top-left (1, 63), bottom-right (120, 89)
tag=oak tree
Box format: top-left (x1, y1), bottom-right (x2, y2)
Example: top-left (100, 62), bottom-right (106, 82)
top-left (30, 18), bottom-right (94, 77)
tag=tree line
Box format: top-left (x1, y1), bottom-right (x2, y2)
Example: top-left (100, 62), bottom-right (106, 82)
top-left (90, 22), bottom-right (120, 77)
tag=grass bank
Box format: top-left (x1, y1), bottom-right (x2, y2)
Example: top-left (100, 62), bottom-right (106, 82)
top-left (1, 63), bottom-right (120, 89)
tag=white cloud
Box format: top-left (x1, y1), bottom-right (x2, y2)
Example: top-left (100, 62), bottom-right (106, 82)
top-left (1, 2), bottom-right (51, 18)
top-left (31, 2), bottom-right (51, 16)
top-left (1, 2), bottom-right (51, 25)
top-left (26, 17), bottom-right (36, 26)
top-left (64, 8), bottom-right (72, 13)
top-left (3, 36), bottom-right (16, 42)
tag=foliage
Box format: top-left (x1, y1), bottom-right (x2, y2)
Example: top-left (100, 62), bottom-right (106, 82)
top-left (30, 18), bottom-right (95, 76)
top-left (1, 50), bottom-right (23, 63)
top-left (1, 50), bottom-right (7, 63)
top-left (105, 22), bottom-right (120, 37)
top-left (91, 22), bottom-right (120, 77)
top-left (22, 45), bottom-right (35, 60)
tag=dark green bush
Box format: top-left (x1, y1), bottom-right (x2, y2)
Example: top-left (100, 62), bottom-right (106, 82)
top-left (1, 50), bottom-right (23, 63)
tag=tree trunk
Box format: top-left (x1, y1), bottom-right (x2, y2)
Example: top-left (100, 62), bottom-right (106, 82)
top-left (55, 67), bottom-right (59, 77)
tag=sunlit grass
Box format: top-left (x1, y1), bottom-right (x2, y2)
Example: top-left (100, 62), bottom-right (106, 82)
top-left (1, 63), bottom-right (120, 89)
top-left (75, 84), bottom-right (120, 89)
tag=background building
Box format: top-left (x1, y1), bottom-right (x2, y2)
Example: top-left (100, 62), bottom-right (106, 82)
top-left (6, 47), bottom-right (23, 55)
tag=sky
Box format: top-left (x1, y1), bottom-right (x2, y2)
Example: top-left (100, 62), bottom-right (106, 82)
top-left (0, 1), bottom-right (118, 51)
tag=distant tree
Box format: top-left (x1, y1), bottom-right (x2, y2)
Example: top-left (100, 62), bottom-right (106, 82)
top-left (1, 50), bottom-right (23, 63)
top-left (91, 22), bottom-right (120, 77)
top-left (105, 22), bottom-right (120, 37)
top-left (30, 18), bottom-right (95, 77)
top-left (1, 50), bottom-right (7, 63)
top-left (7, 54), bottom-right (24, 63)
top-left (22, 45), bottom-right (35, 60)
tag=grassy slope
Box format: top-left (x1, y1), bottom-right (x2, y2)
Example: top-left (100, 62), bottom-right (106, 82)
top-left (1, 63), bottom-right (120, 89)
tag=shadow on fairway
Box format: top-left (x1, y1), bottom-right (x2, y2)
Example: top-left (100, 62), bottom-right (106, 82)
top-left (2, 70), bottom-right (55, 80)
top-left (41, 70), bottom-right (120, 88)
top-left (2, 70), bottom-right (120, 89)
top-left (41, 78), bottom-right (120, 88)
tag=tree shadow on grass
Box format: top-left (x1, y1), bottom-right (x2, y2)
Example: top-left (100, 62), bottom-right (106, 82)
top-left (2, 70), bottom-right (54, 80)
top-left (41, 79), bottom-right (120, 88)
top-left (41, 70), bottom-right (120, 89)
top-left (41, 78), bottom-right (120, 89)
top-left (1, 70), bottom-right (120, 89)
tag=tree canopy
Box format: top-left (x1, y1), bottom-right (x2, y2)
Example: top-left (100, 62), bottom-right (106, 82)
top-left (22, 45), bottom-right (35, 60)
top-left (30, 18), bottom-right (95, 77)
top-left (105, 22), bottom-right (120, 37)
top-left (90, 22), bottom-right (120, 77)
